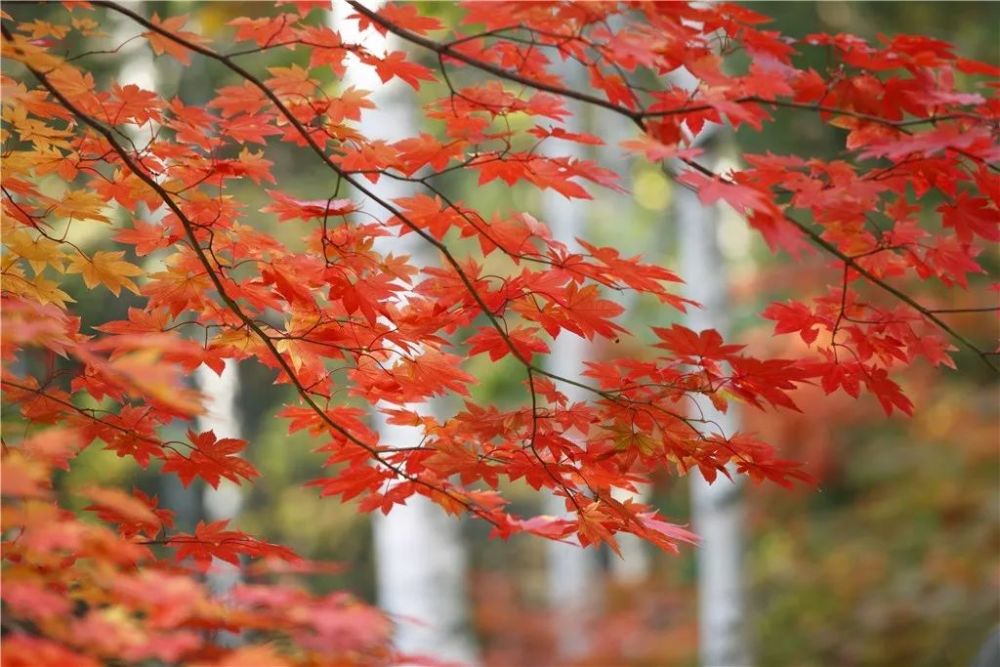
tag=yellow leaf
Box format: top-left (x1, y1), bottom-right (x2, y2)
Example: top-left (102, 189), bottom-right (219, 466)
top-left (17, 20), bottom-right (70, 40)
top-left (275, 337), bottom-right (307, 372)
top-left (71, 18), bottom-right (106, 37)
top-left (1, 104), bottom-right (73, 151)
top-left (3, 226), bottom-right (66, 274)
top-left (46, 65), bottom-right (96, 100)
top-left (0, 266), bottom-right (75, 308)
top-left (1, 33), bottom-right (64, 72)
top-left (144, 14), bottom-right (207, 65)
top-left (211, 329), bottom-right (259, 356)
top-left (1, 149), bottom-right (45, 176)
top-left (32, 277), bottom-right (77, 308)
top-left (67, 251), bottom-right (143, 296)
top-left (52, 190), bottom-right (111, 224)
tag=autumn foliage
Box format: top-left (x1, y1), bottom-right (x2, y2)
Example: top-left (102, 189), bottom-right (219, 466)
top-left (1, 1), bottom-right (997, 664)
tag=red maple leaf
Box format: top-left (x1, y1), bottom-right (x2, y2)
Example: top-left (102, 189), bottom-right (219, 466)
top-left (162, 430), bottom-right (259, 489)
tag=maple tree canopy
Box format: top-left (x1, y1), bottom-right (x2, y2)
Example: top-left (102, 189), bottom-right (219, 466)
top-left (1, 1), bottom-right (997, 664)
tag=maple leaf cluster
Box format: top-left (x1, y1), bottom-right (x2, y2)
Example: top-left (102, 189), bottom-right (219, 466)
top-left (1, 1), bottom-right (996, 664)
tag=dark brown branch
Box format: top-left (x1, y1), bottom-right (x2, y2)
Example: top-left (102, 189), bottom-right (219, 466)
top-left (92, 0), bottom-right (711, 447)
top-left (672, 158), bottom-right (998, 371)
top-left (348, 0), bottom-right (998, 371)
top-left (0, 23), bottom-right (502, 527)
top-left (348, 1), bottom-right (991, 132)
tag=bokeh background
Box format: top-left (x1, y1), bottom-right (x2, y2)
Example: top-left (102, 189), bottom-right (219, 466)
top-left (18, 2), bottom-right (998, 665)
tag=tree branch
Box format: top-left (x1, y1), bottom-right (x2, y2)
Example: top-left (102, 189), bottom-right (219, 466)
top-left (346, 0), bottom-right (997, 371)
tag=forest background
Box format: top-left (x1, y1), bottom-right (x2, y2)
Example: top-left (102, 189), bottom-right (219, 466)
top-left (4, 2), bottom-right (998, 666)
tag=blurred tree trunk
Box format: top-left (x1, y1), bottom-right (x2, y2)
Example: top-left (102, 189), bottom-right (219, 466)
top-left (970, 628), bottom-right (1000, 667)
top-left (197, 360), bottom-right (243, 599)
top-left (369, 413), bottom-right (478, 664)
top-left (597, 107), bottom-right (652, 586)
top-left (541, 62), bottom-right (603, 660)
top-left (678, 149), bottom-right (751, 667)
top-left (112, 2), bottom-right (202, 533)
top-left (332, 4), bottom-right (478, 663)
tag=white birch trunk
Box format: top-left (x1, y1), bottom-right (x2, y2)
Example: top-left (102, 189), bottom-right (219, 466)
top-left (597, 109), bottom-right (652, 586)
top-left (333, 4), bottom-right (477, 663)
top-left (541, 326), bottom-right (601, 660)
top-left (114, 1), bottom-right (248, 595)
top-left (665, 54), bottom-right (751, 664)
top-left (608, 485), bottom-right (651, 584)
top-left (541, 63), bottom-right (602, 660)
top-left (678, 172), bottom-right (750, 667)
top-left (113, 4), bottom-right (202, 532)
top-left (370, 414), bottom-right (478, 665)
top-left (197, 360), bottom-right (243, 598)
